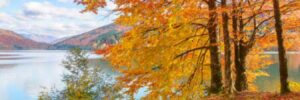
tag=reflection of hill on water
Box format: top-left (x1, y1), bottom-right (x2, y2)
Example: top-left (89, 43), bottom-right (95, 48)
top-left (0, 54), bottom-right (21, 57)
top-left (0, 64), bottom-right (17, 69)
top-left (0, 57), bottom-right (33, 60)
top-left (287, 54), bottom-right (300, 70)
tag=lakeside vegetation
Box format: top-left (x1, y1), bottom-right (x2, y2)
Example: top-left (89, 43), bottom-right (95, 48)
top-left (39, 48), bottom-right (123, 100)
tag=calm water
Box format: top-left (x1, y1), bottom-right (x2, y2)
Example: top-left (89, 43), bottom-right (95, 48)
top-left (256, 53), bottom-right (300, 92)
top-left (0, 51), bottom-right (299, 100)
top-left (0, 50), bottom-right (104, 100)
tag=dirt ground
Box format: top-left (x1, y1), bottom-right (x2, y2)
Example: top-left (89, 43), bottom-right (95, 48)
top-left (206, 92), bottom-right (300, 100)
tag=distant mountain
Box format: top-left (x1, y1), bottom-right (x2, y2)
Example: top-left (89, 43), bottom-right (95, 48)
top-left (0, 29), bottom-right (49, 50)
top-left (21, 34), bottom-right (57, 44)
top-left (50, 24), bottom-right (129, 50)
top-left (51, 36), bottom-right (69, 44)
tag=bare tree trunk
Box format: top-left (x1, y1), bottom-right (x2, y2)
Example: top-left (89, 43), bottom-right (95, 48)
top-left (221, 0), bottom-right (232, 94)
top-left (208, 0), bottom-right (222, 94)
top-left (235, 44), bottom-right (248, 91)
top-left (232, 0), bottom-right (240, 92)
top-left (272, 0), bottom-right (290, 94)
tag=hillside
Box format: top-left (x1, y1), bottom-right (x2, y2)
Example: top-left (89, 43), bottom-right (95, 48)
top-left (0, 29), bottom-right (49, 50)
top-left (21, 34), bottom-right (57, 44)
top-left (49, 24), bottom-right (128, 50)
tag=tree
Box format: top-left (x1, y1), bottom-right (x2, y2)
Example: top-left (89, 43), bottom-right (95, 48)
top-left (207, 0), bottom-right (222, 94)
top-left (221, 0), bottom-right (232, 94)
top-left (39, 48), bottom-right (123, 100)
top-left (272, 0), bottom-right (290, 94)
top-left (231, 0), bottom-right (277, 91)
top-left (74, 0), bottom-right (300, 98)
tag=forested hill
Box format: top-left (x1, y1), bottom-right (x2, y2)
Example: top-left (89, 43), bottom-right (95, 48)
top-left (0, 29), bottom-right (49, 50)
top-left (0, 24), bottom-right (128, 50)
top-left (49, 24), bottom-right (129, 50)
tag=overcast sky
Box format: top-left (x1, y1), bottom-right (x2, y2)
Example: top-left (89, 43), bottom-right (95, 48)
top-left (0, 0), bottom-right (117, 38)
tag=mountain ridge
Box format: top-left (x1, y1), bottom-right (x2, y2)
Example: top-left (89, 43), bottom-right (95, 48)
top-left (0, 29), bottom-right (50, 50)
top-left (49, 24), bottom-right (128, 50)
top-left (21, 34), bottom-right (58, 44)
top-left (0, 23), bottom-right (128, 50)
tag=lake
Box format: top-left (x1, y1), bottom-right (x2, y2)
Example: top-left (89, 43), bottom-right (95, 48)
top-left (0, 51), bottom-right (299, 100)
top-left (256, 52), bottom-right (300, 92)
top-left (0, 50), bottom-right (105, 100)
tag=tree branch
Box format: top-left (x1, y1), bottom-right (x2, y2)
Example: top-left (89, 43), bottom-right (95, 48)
top-left (174, 46), bottom-right (211, 59)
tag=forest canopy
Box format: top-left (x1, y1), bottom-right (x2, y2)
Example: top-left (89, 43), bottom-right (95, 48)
top-left (54, 0), bottom-right (300, 99)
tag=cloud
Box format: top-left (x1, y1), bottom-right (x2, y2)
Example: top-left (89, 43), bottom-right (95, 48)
top-left (0, 1), bottom-right (116, 38)
top-left (0, 0), bottom-right (10, 8)
top-left (23, 1), bottom-right (95, 20)
top-left (57, 0), bottom-right (72, 3)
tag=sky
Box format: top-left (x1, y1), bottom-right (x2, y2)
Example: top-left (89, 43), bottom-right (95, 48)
top-left (0, 0), bottom-right (117, 38)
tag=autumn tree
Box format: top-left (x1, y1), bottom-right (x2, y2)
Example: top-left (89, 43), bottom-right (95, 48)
top-left (74, 0), bottom-right (300, 98)
top-left (272, 0), bottom-right (290, 94)
top-left (229, 0), bottom-right (290, 91)
top-left (221, 0), bottom-right (232, 94)
top-left (231, 0), bottom-right (300, 92)
top-left (208, 0), bottom-right (223, 94)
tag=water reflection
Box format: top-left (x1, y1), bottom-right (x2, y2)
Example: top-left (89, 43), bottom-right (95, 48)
top-left (1, 50), bottom-right (300, 99)
top-left (288, 54), bottom-right (300, 71)
top-left (0, 50), bottom-right (101, 100)
top-left (256, 53), bottom-right (300, 92)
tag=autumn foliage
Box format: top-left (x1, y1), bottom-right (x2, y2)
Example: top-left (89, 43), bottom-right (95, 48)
top-left (76, 0), bottom-right (300, 99)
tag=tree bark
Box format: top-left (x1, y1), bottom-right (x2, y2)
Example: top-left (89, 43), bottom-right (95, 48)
top-left (221, 0), bottom-right (232, 93)
top-left (208, 0), bottom-right (222, 94)
top-left (235, 44), bottom-right (248, 91)
top-left (272, 0), bottom-right (290, 94)
top-left (233, 0), bottom-right (248, 91)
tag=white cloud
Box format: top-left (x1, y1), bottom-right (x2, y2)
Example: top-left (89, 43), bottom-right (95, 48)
top-left (0, 1), bottom-right (116, 38)
top-left (57, 0), bottom-right (72, 3)
top-left (0, 0), bottom-right (9, 8)
top-left (23, 1), bottom-right (96, 20)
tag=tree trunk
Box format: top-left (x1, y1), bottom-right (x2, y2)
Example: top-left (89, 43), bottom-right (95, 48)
top-left (233, 1), bottom-right (248, 91)
top-left (235, 44), bottom-right (248, 91)
top-left (272, 0), bottom-right (290, 94)
top-left (221, 0), bottom-right (232, 93)
top-left (208, 0), bottom-right (222, 94)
